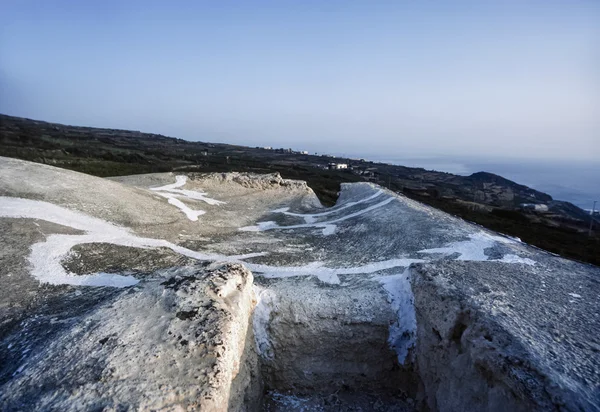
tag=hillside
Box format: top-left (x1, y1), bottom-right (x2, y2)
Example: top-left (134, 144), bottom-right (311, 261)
top-left (0, 113), bottom-right (598, 265)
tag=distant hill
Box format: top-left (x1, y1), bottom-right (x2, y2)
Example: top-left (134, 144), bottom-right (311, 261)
top-left (467, 171), bottom-right (552, 202)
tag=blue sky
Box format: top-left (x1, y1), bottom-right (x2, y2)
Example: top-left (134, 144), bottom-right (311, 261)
top-left (1, 1), bottom-right (598, 160)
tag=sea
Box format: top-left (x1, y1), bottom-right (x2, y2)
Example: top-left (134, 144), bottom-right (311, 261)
top-left (367, 156), bottom-right (599, 211)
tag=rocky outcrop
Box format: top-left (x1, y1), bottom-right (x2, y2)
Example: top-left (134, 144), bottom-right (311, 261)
top-left (0, 263), bottom-right (261, 411)
top-left (411, 261), bottom-right (599, 412)
top-left (199, 172), bottom-right (312, 192)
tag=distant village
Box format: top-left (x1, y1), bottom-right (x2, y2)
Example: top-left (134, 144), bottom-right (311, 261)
top-left (259, 146), bottom-right (380, 181)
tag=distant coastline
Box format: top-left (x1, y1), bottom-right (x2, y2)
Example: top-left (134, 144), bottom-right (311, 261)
top-left (365, 156), bottom-right (599, 210)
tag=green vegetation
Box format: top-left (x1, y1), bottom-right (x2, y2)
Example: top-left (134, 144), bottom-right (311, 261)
top-left (406, 191), bottom-right (599, 266)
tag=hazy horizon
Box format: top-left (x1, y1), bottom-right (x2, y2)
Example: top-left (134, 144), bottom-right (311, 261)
top-left (1, 1), bottom-right (599, 162)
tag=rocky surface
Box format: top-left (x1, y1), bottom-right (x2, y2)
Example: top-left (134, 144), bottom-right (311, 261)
top-left (1, 263), bottom-right (260, 411)
top-left (199, 172), bottom-right (311, 191)
top-left (413, 260), bottom-right (599, 411)
top-left (0, 157), bottom-right (598, 411)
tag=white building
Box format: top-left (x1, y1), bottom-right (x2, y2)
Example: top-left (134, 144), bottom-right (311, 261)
top-left (520, 203), bottom-right (549, 212)
top-left (328, 163), bottom-right (348, 170)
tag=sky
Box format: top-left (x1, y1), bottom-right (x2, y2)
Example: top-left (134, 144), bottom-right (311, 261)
top-left (1, 1), bottom-right (599, 161)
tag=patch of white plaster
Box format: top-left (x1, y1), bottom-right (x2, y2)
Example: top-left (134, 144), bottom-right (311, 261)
top-left (492, 254), bottom-right (536, 266)
top-left (150, 175), bottom-right (224, 221)
top-left (245, 258), bottom-right (424, 284)
top-left (375, 269), bottom-right (416, 364)
top-left (0, 197), bottom-right (261, 287)
top-left (418, 231), bottom-right (521, 262)
top-left (240, 196), bottom-right (395, 236)
top-left (253, 286), bottom-right (277, 360)
top-left (272, 190), bottom-right (384, 223)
